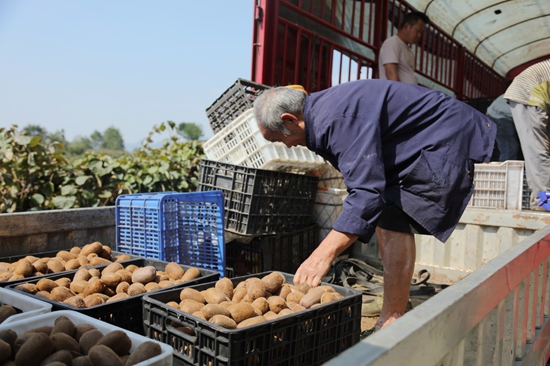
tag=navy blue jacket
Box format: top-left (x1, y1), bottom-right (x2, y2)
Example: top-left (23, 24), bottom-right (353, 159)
top-left (304, 80), bottom-right (496, 243)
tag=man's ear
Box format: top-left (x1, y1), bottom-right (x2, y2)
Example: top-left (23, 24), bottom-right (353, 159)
top-left (280, 112), bottom-right (298, 125)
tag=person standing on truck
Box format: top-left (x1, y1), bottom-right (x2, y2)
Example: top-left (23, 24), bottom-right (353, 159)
top-left (253, 80), bottom-right (496, 331)
top-left (504, 59), bottom-right (550, 211)
top-left (486, 94), bottom-right (523, 161)
top-left (378, 11), bottom-right (429, 85)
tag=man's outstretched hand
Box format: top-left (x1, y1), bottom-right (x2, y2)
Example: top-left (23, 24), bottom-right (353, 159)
top-left (293, 248), bottom-right (333, 287)
top-left (293, 230), bottom-right (358, 287)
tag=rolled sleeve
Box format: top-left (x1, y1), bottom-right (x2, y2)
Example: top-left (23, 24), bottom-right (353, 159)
top-left (333, 209), bottom-right (377, 243)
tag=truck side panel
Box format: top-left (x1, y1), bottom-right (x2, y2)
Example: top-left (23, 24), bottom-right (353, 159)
top-left (0, 207), bottom-right (115, 256)
top-left (353, 208), bottom-right (550, 284)
top-left (327, 225), bottom-right (550, 366)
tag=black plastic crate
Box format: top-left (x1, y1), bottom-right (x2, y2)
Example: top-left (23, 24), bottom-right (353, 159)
top-left (226, 224), bottom-right (318, 278)
top-left (0, 249), bottom-right (141, 288)
top-left (205, 78), bottom-right (270, 134)
top-left (142, 272), bottom-right (362, 366)
top-left (6, 258), bottom-right (219, 334)
top-left (198, 159), bottom-right (319, 236)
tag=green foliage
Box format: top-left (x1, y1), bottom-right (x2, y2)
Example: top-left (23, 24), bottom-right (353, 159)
top-left (0, 122), bottom-right (205, 213)
top-left (66, 135), bottom-right (93, 156)
top-left (0, 125), bottom-right (69, 212)
top-left (102, 126), bottom-right (125, 150)
top-left (23, 124), bottom-right (68, 146)
top-left (90, 130), bottom-right (103, 150)
top-left (22, 124), bottom-right (48, 138)
top-left (177, 122), bottom-right (204, 141)
top-left (20, 124), bottom-right (127, 160)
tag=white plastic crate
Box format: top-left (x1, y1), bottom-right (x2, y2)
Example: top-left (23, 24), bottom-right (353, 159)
top-left (0, 310), bottom-right (173, 366)
top-left (468, 160), bottom-right (525, 210)
top-left (203, 108), bottom-right (326, 173)
top-left (317, 162), bottom-right (346, 189)
top-left (312, 188), bottom-right (348, 241)
top-left (0, 286), bottom-right (52, 324)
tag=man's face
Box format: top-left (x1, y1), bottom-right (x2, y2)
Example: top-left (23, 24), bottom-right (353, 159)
top-left (258, 117), bottom-right (306, 148)
top-left (403, 20), bottom-right (426, 45)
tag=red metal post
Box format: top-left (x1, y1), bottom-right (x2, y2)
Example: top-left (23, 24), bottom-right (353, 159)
top-left (372, 0), bottom-right (389, 79)
top-left (251, 0), bottom-right (279, 85)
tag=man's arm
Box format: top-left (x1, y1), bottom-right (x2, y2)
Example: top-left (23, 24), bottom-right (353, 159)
top-left (294, 229), bottom-right (358, 287)
top-left (294, 111), bottom-right (385, 287)
top-left (384, 63), bottom-right (400, 81)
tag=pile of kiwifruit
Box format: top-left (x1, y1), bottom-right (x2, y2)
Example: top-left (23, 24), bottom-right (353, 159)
top-left (13, 262), bottom-right (201, 308)
top-left (0, 304), bottom-right (20, 325)
top-left (170, 271), bottom-right (343, 330)
top-left (0, 242), bottom-right (132, 282)
top-left (0, 315), bottom-right (162, 366)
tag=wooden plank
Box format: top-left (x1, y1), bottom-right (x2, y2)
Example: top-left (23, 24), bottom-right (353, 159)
top-left (0, 207), bottom-right (115, 237)
top-left (0, 227), bottom-right (116, 257)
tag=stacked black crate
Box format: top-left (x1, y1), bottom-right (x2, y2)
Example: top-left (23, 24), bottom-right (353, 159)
top-left (197, 159), bottom-right (319, 277)
top-left (205, 78), bottom-right (269, 134)
top-left (202, 79), bottom-right (321, 277)
top-left (522, 166), bottom-right (531, 210)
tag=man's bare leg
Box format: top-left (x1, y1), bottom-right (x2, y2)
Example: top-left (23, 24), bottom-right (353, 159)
top-left (374, 227), bottom-right (416, 330)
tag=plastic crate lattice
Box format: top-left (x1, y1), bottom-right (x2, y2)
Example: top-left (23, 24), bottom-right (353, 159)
top-left (198, 160), bottom-right (318, 236)
top-left (206, 78), bottom-right (270, 134)
top-left (468, 161), bottom-right (524, 210)
top-left (142, 272), bottom-right (362, 366)
top-left (116, 191), bottom-right (226, 276)
top-left (203, 108), bottom-right (326, 174)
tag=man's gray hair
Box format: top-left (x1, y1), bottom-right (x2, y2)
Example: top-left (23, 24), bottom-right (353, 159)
top-left (253, 87), bottom-right (306, 135)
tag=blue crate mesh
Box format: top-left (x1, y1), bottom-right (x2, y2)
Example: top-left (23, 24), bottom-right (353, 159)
top-left (178, 200), bottom-right (224, 272)
top-left (115, 191), bottom-right (226, 276)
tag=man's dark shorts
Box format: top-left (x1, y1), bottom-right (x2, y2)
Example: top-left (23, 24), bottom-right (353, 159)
top-left (377, 198), bottom-right (430, 235)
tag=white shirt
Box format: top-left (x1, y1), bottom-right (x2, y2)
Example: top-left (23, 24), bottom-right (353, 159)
top-left (378, 35), bottom-right (418, 85)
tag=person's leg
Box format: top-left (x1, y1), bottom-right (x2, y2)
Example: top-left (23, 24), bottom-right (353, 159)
top-left (526, 106), bottom-right (550, 204)
top-left (494, 117), bottom-right (522, 161)
top-left (509, 119), bottom-right (524, 161)
top-left (374, 227), bottom-right (416, 330)
top-left (510, 102), bottom-right (550, 207)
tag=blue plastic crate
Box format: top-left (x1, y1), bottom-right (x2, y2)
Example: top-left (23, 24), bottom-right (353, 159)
top-left (115, 191), bottom-right (226, 276)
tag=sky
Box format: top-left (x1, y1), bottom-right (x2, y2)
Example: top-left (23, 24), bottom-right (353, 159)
top-left (0, 1), bottom-right (253, 148)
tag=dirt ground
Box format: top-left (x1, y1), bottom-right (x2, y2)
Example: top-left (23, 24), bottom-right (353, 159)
top-left (360, 289), bottom-right (444, 333)
top-left (362, 316), bottom-right (379, 332)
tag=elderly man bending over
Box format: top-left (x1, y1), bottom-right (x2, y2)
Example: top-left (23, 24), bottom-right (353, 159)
top-left (253, 80), bottom-right (496, 330)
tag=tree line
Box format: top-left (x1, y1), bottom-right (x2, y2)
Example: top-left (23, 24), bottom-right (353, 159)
top-left (21, 122), bottom-right (204, 158)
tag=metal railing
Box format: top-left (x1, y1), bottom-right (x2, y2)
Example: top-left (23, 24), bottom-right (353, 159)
top-left (252, 0), bottom-right (508, 98)
top-left (326, 225), bottom-right (550, 366)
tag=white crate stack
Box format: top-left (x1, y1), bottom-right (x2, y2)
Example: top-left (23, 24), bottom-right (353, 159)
top-left (312, 188), bottom-right (348, 241)
top-left (317, 162), bottom-right (346, 190)
top-left (203, 108), bottom-right (326, 174)
top-left (468, 160), bottom-right (525, 210)
top-left (310, 163), bottom-right (347, 241)
top-left (0, 310), bottom-right (174, 365)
